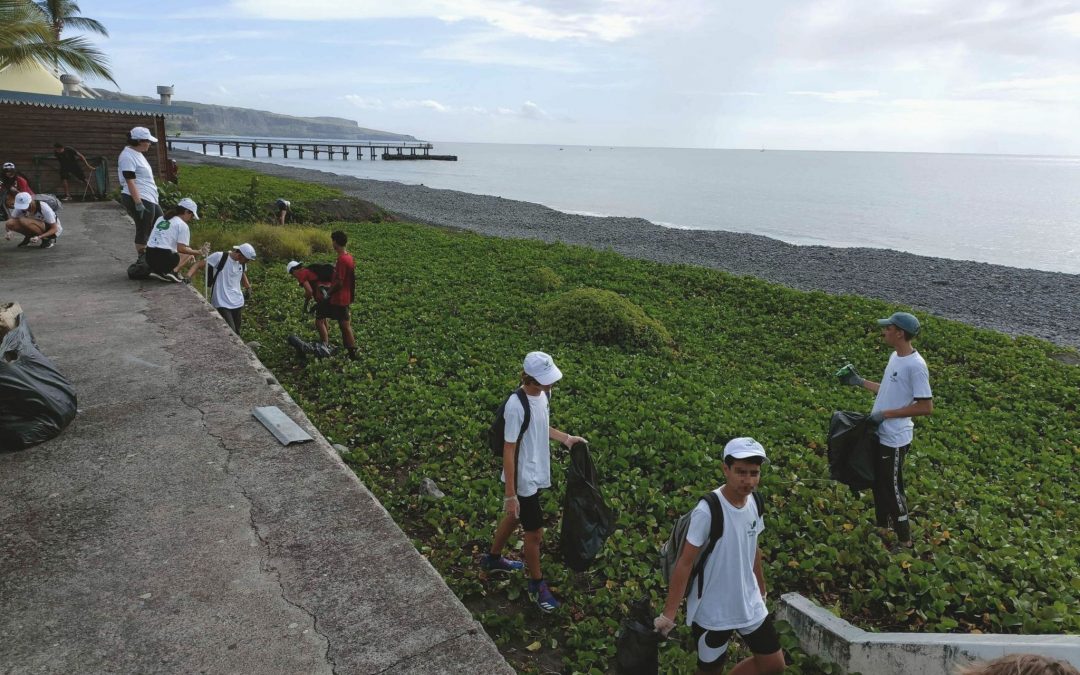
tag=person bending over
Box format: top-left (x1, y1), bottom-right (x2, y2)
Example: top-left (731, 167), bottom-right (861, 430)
top-left (4, 192), bottom-right (61, 249)
top-left (144, 198), bottom-right (206, 282)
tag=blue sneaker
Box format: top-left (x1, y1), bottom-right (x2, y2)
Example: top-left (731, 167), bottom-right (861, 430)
top-left (529, 581), bottom-right (559, 613)
top-left (480, 554), bottom-right (524, 573)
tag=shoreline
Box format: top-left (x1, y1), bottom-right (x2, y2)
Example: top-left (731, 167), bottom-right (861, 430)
top-left (173, 150), bottom-right (1080, 351)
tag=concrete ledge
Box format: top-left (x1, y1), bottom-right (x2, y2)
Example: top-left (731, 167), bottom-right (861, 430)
top-left (777, 593), bottom-right (1080, 674)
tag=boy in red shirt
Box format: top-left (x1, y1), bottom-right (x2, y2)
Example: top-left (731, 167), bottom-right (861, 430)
top-left (316, 230), bottom-right (357, 360)
top-left (286, 260), bottom-right (331, 314)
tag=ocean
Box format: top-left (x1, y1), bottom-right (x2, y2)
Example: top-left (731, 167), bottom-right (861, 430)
top-left (173, 140), bottom-right (1080, 275)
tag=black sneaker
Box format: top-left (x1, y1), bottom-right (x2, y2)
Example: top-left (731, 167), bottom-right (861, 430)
top-left (16, 236), bottom-right (31, 247)
top-left (164, 272), bottom-right (183, 283)
top-left (148, 272), bottom-right (170, 282)
top-left (41, 237), bottom-right (55, 249)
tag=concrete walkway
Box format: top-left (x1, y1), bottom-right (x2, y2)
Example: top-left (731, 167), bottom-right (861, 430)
top-left (0, 203), bottom-right (512, 674)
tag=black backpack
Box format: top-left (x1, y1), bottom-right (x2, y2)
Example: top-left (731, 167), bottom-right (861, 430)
top-left (659, 490), bottom-right (765, 599)
top-left (306, 263), bottom-right (334, 283)
top-left (486, 388), bottom-right (530, 459)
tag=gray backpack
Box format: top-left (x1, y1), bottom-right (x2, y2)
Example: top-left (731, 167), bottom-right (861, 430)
top-left (659, 490), bottom-right (764, 598)
top-left (34, 194), bottom-right (63, 213)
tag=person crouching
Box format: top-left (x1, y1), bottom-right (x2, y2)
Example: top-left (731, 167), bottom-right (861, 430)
top-left (4, 192), bottom-right (61, 249)
top-left (145, 198), bottom-right (205, 282)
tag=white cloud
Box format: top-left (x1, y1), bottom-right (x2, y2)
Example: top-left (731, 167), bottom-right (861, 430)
top-left (347, 96), bottom-right (551, 120)
top-left (344, 96), bottom-right (384, 110)
top-left (419, 32), bottom-right (585, 71)
top-left (789, 89), bottom-right (882, 103)
top-left (229, 0), bottom-right (704, 42)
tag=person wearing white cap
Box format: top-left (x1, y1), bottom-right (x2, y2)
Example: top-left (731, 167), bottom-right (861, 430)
top-left (4, 191), bottom-right (62, 249)
top-left (836, 311), bottom-right (932, 552)
top-left (144, 198), bottom-right (205, 282)
top-left (482, 351), bottom-right (587, 614)
top-left (204, 243), bottom-right (256, 335)
top-left (118, 126), bottom-right (163, 256)
top-left (654, 437), bottom-right (785, 674)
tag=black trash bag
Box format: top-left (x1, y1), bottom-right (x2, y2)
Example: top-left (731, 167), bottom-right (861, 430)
top-left (827, 410), bottom-right (877, 493)
top-left (560, 441), bottom-right (615, 572)
top-left (127, 252), bottom-right (150, 280)
top-left (0, 319), bottom-right (78, 451)
top-left (614, 597), bottom-right (661, 675)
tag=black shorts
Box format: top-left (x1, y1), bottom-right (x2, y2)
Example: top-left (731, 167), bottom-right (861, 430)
top-left (59, 166), bottom-right (85, 181)
top-left (691, 614), bottom-right (781, 671)
top-left (316, 303), bottom-right (349, 322)
top-left (145, 247), bottom-right (180, 274)
top-left (518, 491), bottom-right (545, 532)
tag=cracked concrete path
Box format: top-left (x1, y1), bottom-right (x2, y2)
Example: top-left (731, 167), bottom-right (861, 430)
top-left (0, 203), bottom-right (512, 674)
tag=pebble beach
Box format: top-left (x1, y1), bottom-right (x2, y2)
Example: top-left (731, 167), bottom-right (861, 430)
top-left (175, 151), bottom-right (1080, 352)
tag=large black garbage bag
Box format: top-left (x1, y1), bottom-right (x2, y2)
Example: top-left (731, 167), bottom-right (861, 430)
top-left (560, 441), bottom-right (615, 572)
top-left (0, 319), bottom-right (78, 451)
top-left (827, 410), bottom-right (877, 493)
top-left (614, 597), bottom-right (661, 675)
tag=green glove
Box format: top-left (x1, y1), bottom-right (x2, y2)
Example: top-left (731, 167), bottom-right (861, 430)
top-left (836, 364), bottom-right (864, 387)
top-left (134, 201), bottom-right (146, 215)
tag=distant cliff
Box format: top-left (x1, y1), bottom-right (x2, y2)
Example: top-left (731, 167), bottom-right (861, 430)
top-left (93, 90), bottom-right (419, 142)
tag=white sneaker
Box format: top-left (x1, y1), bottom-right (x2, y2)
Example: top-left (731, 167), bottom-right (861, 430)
top-left (164, 272), bottom-right (183, 283)
top-left (148, 272), bottom-right (170, 282)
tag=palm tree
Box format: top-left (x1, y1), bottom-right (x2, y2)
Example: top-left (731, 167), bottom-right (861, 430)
top-left (33, 0), bottom-right (109, 42)
top-left (0, 0), bottom-right (115, 85)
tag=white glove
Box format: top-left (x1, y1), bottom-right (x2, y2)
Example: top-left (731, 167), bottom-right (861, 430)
top-left (654, 614), bottom-right (676, 637)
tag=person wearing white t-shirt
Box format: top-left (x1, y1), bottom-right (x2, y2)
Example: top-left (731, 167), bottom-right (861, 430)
top-left (118, 126), bottom-right (163, 256)
top-left (3, 191), bottom-right (62, 249)
top-left (837, 311), bottom-right (933, 551)
top-left (655, 438), bottom-right (785, 674)
top-left (205, 243), bottom-right (256, 336)
top-left (481, 351), bottom-right (586, 614)
top-left (145, 197), bottom-right (204, 282)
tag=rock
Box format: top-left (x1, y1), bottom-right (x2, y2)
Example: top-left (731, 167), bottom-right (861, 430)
top-left (0, 302), bottom-right (22, 339)
top-left (332, 443), bottom-right (349, 456)
top-left (419, 477), bottom-right (445, 499)
top-left (246, 341), bottom-right (261, 349)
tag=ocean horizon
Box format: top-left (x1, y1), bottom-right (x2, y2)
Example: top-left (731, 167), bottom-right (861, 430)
top-left (173, 139), bottom-right (1080, 275)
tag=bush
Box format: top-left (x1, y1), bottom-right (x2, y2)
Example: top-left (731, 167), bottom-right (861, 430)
top-left (299, 228), bottom-right (333, 254)
top-left (538, 287), bottom-right (673, 351)
top-left (243, 224), bottom-right (310, 261)
top-left (536, 266), bottom-right (563, 292)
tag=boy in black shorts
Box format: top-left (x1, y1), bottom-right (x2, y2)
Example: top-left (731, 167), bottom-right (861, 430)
top-left (480, 352), bottom-right (586, 613)
top-left (655, 438), bottom-right (786, 674)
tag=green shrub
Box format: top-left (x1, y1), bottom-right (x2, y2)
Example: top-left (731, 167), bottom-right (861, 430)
top-left (538, 287), bottom-right (673, 351)
top-left (244, 224), bottom-right (311, 261)
top-left (299, 228), bottom-right (333, 254)
top-left (535, 266), bottom-right (563, 292)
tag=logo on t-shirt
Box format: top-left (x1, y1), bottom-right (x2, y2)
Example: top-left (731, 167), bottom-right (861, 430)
top-left (889, 371), bottom-right (899, 382)
top-left (747, 519), bottom-right (758, 537)
top-left (155, 219), bottom-right (169, 230)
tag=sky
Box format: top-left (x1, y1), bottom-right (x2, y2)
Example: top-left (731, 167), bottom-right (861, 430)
top-left (80, 0), bottom-right (1080, 154)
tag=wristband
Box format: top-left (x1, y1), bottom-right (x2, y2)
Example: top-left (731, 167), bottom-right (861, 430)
top-left (504, 496), bottom-right (518, 502)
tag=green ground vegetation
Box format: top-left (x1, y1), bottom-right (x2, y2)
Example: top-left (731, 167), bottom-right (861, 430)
top-left (186, 168), bottom-right (1079, 674)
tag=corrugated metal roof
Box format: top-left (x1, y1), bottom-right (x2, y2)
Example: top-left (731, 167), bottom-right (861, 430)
top-left (0, 89), bottom-right (193, 116)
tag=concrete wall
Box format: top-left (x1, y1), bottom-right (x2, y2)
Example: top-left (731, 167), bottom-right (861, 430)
top-left (777, 593), bottom-right (1080, 674)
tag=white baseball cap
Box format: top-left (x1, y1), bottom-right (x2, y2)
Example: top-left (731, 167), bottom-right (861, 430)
top-left (233, 242), bottom-right (257, 260)
top-left (523, 351), bottom-right (562, 386)
top-left (723, 437), bottom-right (769, 464)
top-left (13, 192), bottom-right (32, 210)
top-left (177, 197), bottom-right (199, 219)
top-left (286, 260), bottom-right (301, 275)
top-left (2, 162), bottom-right (14, 170)
top-left (130, 126), bottom-right (158, 142)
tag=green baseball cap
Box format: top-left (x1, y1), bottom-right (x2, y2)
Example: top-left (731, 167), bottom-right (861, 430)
top-left (877, 311), bottom-right (920, 335)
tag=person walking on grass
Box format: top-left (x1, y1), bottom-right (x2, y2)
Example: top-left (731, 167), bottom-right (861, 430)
top-left (4, 192), bottom-right (61, 249)
top-left (144, 198), bottom-right (206, 283)
top-left (118, 126), bottom-right (163, 257)
top-left (205, 243), bottom-right (256, 336)
top-left (837, 311), bottom-right (933, 552)
top-left (481, 351), bottom-right (586, 613)
top-left (315, 230), bottom-right (358, 359)
top-left (654, 438), bottom-right (785, 675)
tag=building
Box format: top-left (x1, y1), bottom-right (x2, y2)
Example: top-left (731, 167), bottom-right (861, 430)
top-left (0, 89), bottom-right (192, 195)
